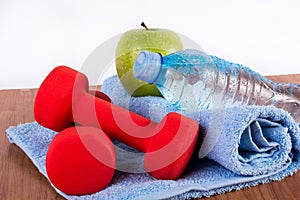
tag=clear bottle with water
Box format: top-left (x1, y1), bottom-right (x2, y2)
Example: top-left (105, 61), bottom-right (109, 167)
top-left (133, 49), bottom-right (300, 123)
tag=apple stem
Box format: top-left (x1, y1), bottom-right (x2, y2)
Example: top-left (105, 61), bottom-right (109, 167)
top-left (141, 22), bottom-right (149, 30)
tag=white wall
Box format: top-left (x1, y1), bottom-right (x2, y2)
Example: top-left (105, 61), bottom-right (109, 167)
top-left (1, 0), bottom-right (300, 89)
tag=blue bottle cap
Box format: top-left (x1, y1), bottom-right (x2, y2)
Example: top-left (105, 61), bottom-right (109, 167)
top-left (133, 50), bottom-right (162, 84)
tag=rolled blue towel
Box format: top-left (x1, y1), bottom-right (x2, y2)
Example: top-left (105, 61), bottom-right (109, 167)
top-left (102, 75), bottom-right (300, 177)
top-left (5, 56), bottom-right (300, 199)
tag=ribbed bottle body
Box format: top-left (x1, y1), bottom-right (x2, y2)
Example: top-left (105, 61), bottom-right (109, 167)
top-left (154, 49), bottom-right (300, 122)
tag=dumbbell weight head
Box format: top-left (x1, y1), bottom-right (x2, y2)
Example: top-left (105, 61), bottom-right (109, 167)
top-left (46, 126), bottom-right (116, 195)
top-left (34, 66), bottom-right (86, 132)
top-left (144, 112), bottom-right (198, 179)
top-left (34, 66), bottom-right (112, 132)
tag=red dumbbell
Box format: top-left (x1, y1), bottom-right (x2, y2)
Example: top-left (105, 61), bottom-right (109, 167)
top-left (34, 66), bottom-right (199, 180)
top-left (46, 126), bottom-right (116, 195)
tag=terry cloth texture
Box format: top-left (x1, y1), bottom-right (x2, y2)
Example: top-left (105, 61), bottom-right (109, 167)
top-left (6, 78), bottom-right (300, 199)
top-left (6, 55), bottom-right (300, 199)
top-left (102, 74), bottom-right (300, 174)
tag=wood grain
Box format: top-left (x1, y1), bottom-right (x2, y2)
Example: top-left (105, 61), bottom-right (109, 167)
top-left (0, 89), bottom-right (64, 200)
top-left (0, 74), bottom-right (299, 200)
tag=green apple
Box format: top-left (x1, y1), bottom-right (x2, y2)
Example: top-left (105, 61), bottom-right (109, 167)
top-left (115, 22), bottom-right (183, 97)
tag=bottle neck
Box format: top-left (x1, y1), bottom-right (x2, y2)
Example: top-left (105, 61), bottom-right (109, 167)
top-left (133, 51), bottom-right (162, 84)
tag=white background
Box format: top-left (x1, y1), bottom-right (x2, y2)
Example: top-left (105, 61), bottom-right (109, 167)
top-left (1, 0), bottom-right (300, 89)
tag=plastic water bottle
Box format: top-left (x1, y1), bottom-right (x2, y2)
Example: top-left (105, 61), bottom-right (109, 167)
top-left (133, 49), bottom-right (300, 123)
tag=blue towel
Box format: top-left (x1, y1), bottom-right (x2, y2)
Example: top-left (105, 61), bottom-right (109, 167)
top-left (6, 59), bottom-right (300, 199)
top-left (6, 77), bottom-right (300, 199)
top-left (102, 75), bottom-right (300, 176)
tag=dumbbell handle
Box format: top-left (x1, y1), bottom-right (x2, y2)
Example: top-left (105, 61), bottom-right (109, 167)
top-left (73, 84), bottom-right (184, 153)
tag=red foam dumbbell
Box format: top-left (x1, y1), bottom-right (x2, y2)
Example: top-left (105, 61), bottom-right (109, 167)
top-left (46, 126), bottom-right (116, 195)
top-left (34, 66), bottom-right (199, 180)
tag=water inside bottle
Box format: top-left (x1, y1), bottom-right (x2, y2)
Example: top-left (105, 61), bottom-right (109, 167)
top-left (135, 49), bottom-right (300, 123)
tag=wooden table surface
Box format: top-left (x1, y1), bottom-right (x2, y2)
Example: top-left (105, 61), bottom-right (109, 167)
top-left (1, 74), bottom-right (300, 200)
